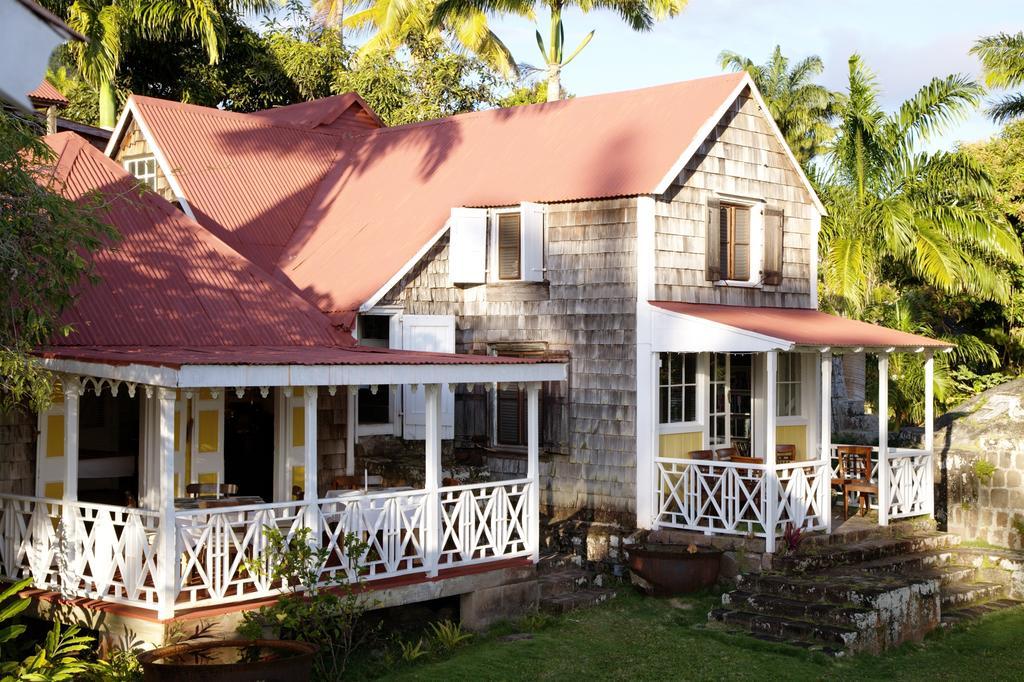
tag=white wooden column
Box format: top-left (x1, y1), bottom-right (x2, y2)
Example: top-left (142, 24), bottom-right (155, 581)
top-left (303, 387), bottom-right (319, 532)
top-left (346, 388), bottom-right (357, 477)
top-left (155, 387), bottom-right (178, 620)
top-left (764, 350), bottom-right (779, 554)
top-left (820, 351), bottom-right (833, 534)
top-left (424, 384), bottom-right (442, 576)
top-left (924, 352), bottom-right (935, 516)
top-left (877, 353), bottom-right (890, 527)
top-left (62, 379), bottom-right (80, 502)
top-left (526, 382), bottom-right (541, 562)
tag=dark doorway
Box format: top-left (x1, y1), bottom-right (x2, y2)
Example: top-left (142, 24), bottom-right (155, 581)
top-left (224, 390), bottom-right (275, 502)
top-left (78, 388), bottom-right (140, 506)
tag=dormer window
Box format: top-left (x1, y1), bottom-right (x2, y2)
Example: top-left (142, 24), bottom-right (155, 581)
top-left (718, 203), bottom-right (751, 281)
top-left (124, 155), bottom-right (157, 191)
top-left (448, 203), bottom-right (545, 285)
top-left (496, 212), bottom-right (522, 280)
top-left (705, 196), bottom-right (784, 286)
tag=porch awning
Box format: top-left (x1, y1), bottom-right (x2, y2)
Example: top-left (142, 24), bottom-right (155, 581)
top-left (649, 301), bottom-right (952, 354)
top-left (35, 344), bottom-right (567, 388)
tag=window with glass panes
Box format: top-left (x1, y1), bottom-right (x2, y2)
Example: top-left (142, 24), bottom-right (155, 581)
top-left (709, 353), bottom-right (752, 454)
top-left (777, 353), bottom-right (802, 417)
top-left (124, 156), bottom-right (158, 191)
top-left (658, 353), bottom-right (697, 424)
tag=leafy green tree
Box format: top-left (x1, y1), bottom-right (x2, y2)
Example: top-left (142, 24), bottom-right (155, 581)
top-left (41, 0), bottom-right (273, 127)
top-left (718, 45), bottom-right (837, 164)
top-left (971, 32), bottom-right (1024, 123)
top-left (819, 55), bottom-right (1021, 316)
top-left (0, 113), bottom-right (113, 412)
top-left (433, 0), bottom-right (688, 102)
top-left (346, 0), bottom-right (519, 78)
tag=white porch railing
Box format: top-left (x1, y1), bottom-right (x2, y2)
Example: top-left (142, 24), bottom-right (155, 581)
top-left (828, 445), bottom-right (934, 520)
top-left (654, 457), bottom-right (831, 547)
top-left (0, 479), bottom-right (533, 613)
top-left (0, 494), bottom-right (162, 609)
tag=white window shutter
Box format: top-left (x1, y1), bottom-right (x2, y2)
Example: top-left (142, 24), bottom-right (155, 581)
top-left (520, 202), bottom-right (545, 282)
top-left (401, 315), bottom-right (456, 440)
top-left (448, 207), bottom-right (487, 284)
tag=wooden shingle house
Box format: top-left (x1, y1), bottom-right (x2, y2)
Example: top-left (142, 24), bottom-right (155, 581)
top-left (0, 72), bottom-right (948, 641)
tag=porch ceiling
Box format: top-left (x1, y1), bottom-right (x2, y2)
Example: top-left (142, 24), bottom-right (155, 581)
top-left (35, 344), bottom-right (567, 387)
top-left (649, 301), bottom-right (953, 354)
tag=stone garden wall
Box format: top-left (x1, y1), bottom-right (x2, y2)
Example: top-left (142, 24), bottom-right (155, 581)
top-left (936, 378), bottom-right (1024, 549)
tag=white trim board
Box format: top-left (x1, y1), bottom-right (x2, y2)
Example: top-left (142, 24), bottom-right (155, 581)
top-left (37, 357), bottom-right (568, 389)
top-left (651, 305), bottom-right (793, 354)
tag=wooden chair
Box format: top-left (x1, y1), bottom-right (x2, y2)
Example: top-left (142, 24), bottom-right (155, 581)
top-left (834, 446), bottom-right (878, 519)
top-left (219, 483), bottom-right (239, 496)
top-left (776, 444), bottom-right (797, 464)
top-left (715, 447), bottom-right (739, 461)
top-left (185, 483), bottom-right (218, 499)
top-left (687, 449), bottom-right (715, 461)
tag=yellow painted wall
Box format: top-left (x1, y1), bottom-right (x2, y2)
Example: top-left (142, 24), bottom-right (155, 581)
top-left (659, 431), bottom-right (704, 458)
top-left (776, 425), bottom-right (807, 459)
top-left (44, 482), bottom-right (63, 499)
top-left (291, 406), bottom-right (305, 447)
top-left (45, 415), bottom-right (64, 457)
top-left (197, 409), bottom-right (219, 453)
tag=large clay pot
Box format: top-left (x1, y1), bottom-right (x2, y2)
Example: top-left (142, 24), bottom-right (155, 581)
top-left (627, 543), bottom-right (723, 596)
top-left (138, 639), bottom-right (317, 682)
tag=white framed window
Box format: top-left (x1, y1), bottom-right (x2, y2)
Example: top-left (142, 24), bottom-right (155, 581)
top-left (488, 203), bottom-right (545, 283)
top-left (658, 352), bottom-right (698, 425)
top-left (777, 352), bottom-right (802, 418)
top-left (708, 353), bottom-right (753, 453)
top-left (705, 195), bottom-right (766, 286)
top-left (495, 210), bottom-right (522, 280)
top-left (354, 311), bottom-right (403, 436)
top-left (124, 155), bottom-right (158, 191)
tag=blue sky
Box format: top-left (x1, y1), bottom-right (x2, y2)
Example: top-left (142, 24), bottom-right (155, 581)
top-left (487, 0), bottom-right (1024, 151)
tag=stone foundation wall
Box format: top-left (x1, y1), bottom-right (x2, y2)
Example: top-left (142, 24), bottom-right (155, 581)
top-left (0, 406), bottom-right (36, 495)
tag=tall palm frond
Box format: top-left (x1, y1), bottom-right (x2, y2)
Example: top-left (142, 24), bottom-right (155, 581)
top-left (971, 32), bottom-right (1024, 122)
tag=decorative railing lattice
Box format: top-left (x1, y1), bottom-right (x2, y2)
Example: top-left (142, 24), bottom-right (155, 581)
top-left (0, 480), bottom-right (533, 613)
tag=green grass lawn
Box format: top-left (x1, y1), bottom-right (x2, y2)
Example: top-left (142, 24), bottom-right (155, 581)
top-left (376, 591), bottom-right (1024, 681)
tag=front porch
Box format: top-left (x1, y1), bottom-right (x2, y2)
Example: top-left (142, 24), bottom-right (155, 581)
top-left (641, 302), bottom-right (949, 553)
top-left (2, 350), bottom-right (565, 623)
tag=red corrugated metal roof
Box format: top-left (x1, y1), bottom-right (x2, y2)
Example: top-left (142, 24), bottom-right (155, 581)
top-left (28, 79), bottom-right (67, 107)
top-left (650, 301), bottom-right (951, 349)
top-left (249, 93), bottom-right (383, 131)
top-left (42, 132), bottom-right (352, 350)
top-left (281, 73), bottom-right (748, 320)
top-left (128, 96), bottom-right (346, 272)
top-left (37, 344), bottom-right (552, 369)
top-left (127, 73), bottom-right (751, 324)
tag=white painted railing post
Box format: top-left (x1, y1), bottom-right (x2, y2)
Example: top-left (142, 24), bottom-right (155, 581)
top-left (424, 384), bottom-right (442, 576)
top-left (765, 351), bottom-right (779, 554)
top-left (877, 353), bottom-right (890, 527)
top-left (303, 387), bottom-right (320, 537)
top-left (346, 387), bottom-right (357, 477)
top-left (924, 352), bottom-right (935, 517)
top-left (59, 379), bottom-right (81, 593)
top-left (820, 351), bottom-right (833, 534)
top-left (526, 382), bottom-right (541, 562)
top-left (156, 387), bottom-right (178, 620)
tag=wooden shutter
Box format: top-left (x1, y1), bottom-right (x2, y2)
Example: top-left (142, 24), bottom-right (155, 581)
top-left (448, 207), bottom-right (487, 284)
top-left (496, 388), bottom-right (524, 446)
top-left (401, 315), bottom-right (456, 440)
top-left (763, 207), bottom-right (784, 285)
top-left (733, 206), bottom-right (751, 280)
top-left (520, 202), bottom-right (545, 282)
top-left (705, 198), bottom-right (721, 281)
top-left (497, 213), bottom-right (522, 280)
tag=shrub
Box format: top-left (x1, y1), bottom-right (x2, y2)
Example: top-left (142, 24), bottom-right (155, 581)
top-left (974, 459), bottom-right (998, 484)
top-left (427, 620), bottom-right (473, 653)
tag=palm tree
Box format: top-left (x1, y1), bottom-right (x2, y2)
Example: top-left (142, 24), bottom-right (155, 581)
top-left (819, 55), bottom-right (1022, 315)
top-left (344, 0), bottom-right (519, 78)
top-left (718, 46), bottom-right (836, 164)
top-left (43, 0), bottom-right (271, 128)
top-left (433, 0), bottom-right (689, 102)
top-left (971, 32), bottom-right (1024, 123)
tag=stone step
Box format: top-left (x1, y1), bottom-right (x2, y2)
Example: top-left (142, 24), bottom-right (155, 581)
top-left (721, 590), bottom-right (879, 630)
top-left (907, 564), bottom-right (978, 587)
top-left (709, 607), bottom-right (862, 651)
top-left (941, 598), bottom-right (1024, 627)
top-left (855, 549), bottom-right (959, 575)
top-left (538, 568), bottom-right (594, 598)
top-left (537, 552), bottom-right (580, 573)
top-left (940, 582), bottom-right (1007, 609)
top-left (781, 532), bottom-right (961, 572)
top-left (738, 571), bottom-right (926, 609)
top-left (539, 588), bottom-right (616, 615)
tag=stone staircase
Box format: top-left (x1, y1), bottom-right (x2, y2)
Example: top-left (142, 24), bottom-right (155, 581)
top-left (710, 530), bottom-right (1024, 655)
top-left (537, 552), bottom-right (617, 615)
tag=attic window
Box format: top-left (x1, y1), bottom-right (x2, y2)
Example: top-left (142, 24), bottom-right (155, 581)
top-left (124, 156), bottom-right (157, 191)
top-left (719, 203), bottom-right (751, 281)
